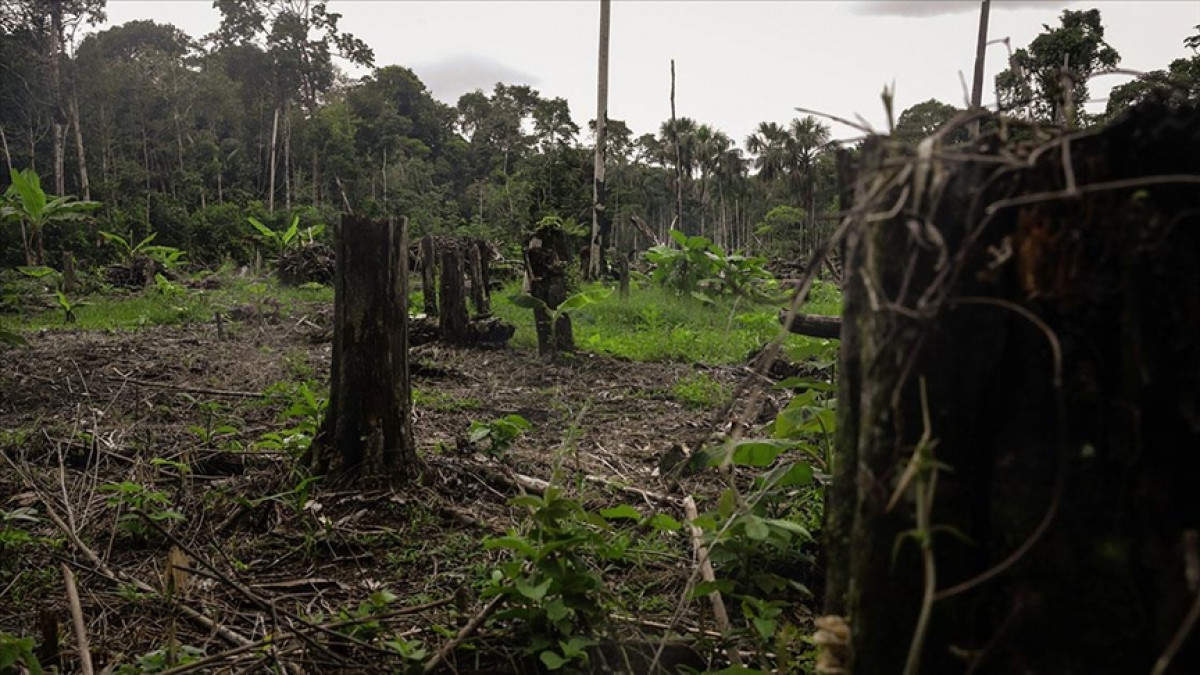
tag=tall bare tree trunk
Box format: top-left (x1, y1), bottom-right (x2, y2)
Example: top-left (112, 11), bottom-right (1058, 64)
top-left (70, 94), bottom-right (89, 201)
top-left (670, 59), bottom-right (682, 239)
top-left (589, 0), bottom-right (611, 280)
top-left (49, 3), bottom-right (65, 196)
top-left (970, 0), bottom-right (992, 136)
top-left (0, 124), bottom-right (12, 175)
top-left (312, 148), bottom-right (320, 206)
top-left (268, 106), bottom-right (279, 213)
top-left (284, 104), bottom-right (292, 213)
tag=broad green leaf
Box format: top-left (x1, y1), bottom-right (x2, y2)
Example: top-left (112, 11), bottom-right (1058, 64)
top-left (647, 513), bottom-right (682, 531)
top-left (773, 377), bottom-right (835, 391)
top-left (539, 651), bottom-right (567, 670)
top-left (98, 230), bottom-right (131, 249)
top-left (730, 439), bottom-right (791, 467)
top-left (741, 514), bottom-right (770, 541)
top-left (507, 294), bottom-right (547, 311)
top-left (482, 536), bottom-right (536, 557)
top-left (514, 576), bottom-right (553, 602)
top-left (762, 462), bottom-right (814, 488)
top-left (599, 504), bottom-right (642, 521)
top-left (18, 266), bottom-right (56, 279)
top-left (0, 328), bottom-right (27, 347)
top-left (247, 217), bottom-right (276, 239)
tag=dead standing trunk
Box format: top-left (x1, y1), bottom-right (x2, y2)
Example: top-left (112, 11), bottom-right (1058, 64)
top-left (312, 215), bottom-right (419, 484)
top-left (468, 242), bottom-right (490, 315)
top-left (525, 224), bottom-right (574, 356)
top-left (825, 103), bottom-right (1200, 673)
top-left (420, 235), bottom-right (438, 316)
top-left (438, 246), bottom-right (469, 345)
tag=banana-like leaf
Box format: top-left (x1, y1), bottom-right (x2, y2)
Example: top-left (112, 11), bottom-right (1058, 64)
top-left (508, 294), bottom-right (548, 311)
top-left (247, 216), bottom-right (277, 240)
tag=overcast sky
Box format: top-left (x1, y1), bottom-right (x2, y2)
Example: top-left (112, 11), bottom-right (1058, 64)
top-left (96, 1), bottom-right (1199, 145)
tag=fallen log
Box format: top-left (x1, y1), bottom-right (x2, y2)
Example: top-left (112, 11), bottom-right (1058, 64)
top-left (779, 310), bottom-right (842, 339)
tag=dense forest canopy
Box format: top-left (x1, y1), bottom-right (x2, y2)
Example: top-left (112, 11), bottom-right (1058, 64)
top-left (0, 2), bottom-right (1196, 268)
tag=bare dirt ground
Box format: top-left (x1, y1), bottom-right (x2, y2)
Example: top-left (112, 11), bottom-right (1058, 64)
top-left (0, 306), bottom-right (804, 672)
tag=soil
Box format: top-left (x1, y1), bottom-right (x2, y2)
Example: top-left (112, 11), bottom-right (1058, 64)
top-left (0, 301), bottom-right (807, 673)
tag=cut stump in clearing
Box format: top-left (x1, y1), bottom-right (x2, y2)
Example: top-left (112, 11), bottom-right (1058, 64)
top-left (420, 235), bottom-right (438, 317)
top-left (439, 247), bottom-right (470, 346)
top-left (825, 102), bottom-right (1200, 673)
top-left (313, 215), bottom-right (419, 484)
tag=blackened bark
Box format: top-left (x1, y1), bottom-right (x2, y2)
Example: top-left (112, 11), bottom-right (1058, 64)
top-left (438, 247), bottom-right (469, 345)
top-left (420, 236), bottom-right (438, 316)
top-left (525, 225), bottom-right (574, 356)
top-left (468, 243), bottom-right (490, 315)
top-left (313, 215), bottom-right (418, 484)
top-left (829, 104), bottom-right (1200, 673)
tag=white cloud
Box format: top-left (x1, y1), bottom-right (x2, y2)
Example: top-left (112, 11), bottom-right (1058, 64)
top-left (414, 54), bottom-right (540, 104)
top-left (851, 0), bottom-right (1073, 18)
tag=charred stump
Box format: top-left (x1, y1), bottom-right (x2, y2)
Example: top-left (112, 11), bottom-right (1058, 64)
top-left (312, 215), bottom-right (419, 484)
top-left (420, 235), bottom-right (438, 316)
top-left (525, 223), bottom-right (574, 356)
top-left (438, 247), bottom-right (469, 345)
top-left (824, 103), bottom-right (1200, 673)
top-left (468, 242), bottom-right (490, 315)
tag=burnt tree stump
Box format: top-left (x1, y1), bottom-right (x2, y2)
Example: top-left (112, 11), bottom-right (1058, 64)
top-left (468, 243), bottom-right (490, 315)
top-left (439, 247), bottom-right (469, 345)
top-left (826, 103), bottom-right (1200, 673)
top-left (313, 215), bottom-right (419, 483)
top-left (420, 235), bottom-right (438, 316)
top-left (525, 223), bottom-right (574, 356)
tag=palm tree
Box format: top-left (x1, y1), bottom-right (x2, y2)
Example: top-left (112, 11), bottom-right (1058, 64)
top-left (745, 116), bottom-right (831, 253)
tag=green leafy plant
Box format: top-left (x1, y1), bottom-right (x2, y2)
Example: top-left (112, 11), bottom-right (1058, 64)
top-left (257, 381), bottom-right (327, 457)
top-left (99, 481), bottom-right (184, 542)
top-left (0, 632), bottom-right (42, 675)
top-left (483, 486), bottom-right (652, 671)
top-left (1, 167), bottom-right (100, 266)
top-left (113, 644), bottom-right (204, 674)
top-left (248, 214), bottom-right (325, 262)
top-left (468, 413), bottom-right (533, 458)
top-left (98, 230), bottom-right (187, 270)
top-left (55, 290), bottom-right (85, 323)
top-left (508, 287), bottom-right (614, 353)
top-left (644, 230), bottom-right (778, 301)
top-left (0, 507), bottom-right (41, 563)
top-left (182, 395), bottom-right (241, 450)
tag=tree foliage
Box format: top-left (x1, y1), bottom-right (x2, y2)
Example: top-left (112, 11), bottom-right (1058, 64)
top-left (995, 9), bottom-right (1120, 126)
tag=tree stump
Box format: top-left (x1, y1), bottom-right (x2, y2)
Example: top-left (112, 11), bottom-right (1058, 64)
top-left (313, 215), bottom-right (419, 483)
top-left (830, 102), bottom-right (1200, 667)
top-left (525, 223), bottom-right (574, 356)
top-left (617, 253), bottom-right (630, 299)
top-left (438, 247), bottom-right (469, 345)
top-left (826, 103), bottom-right (1200, 673)
top-left (420, 235), bottom-right (438, 316)
top-left (468, 242), bottom-right (490, 315)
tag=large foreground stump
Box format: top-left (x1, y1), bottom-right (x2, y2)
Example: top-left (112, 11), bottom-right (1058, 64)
top-left (312, 215), bottom-right (419, 483)
top-left (826, 103), bottom-right (1200, 673)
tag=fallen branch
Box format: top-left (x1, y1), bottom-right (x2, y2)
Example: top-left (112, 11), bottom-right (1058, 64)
top-left (683, 496), bottom-right (742, 668)
top-left (779, 310), bottom-right (842, 339)
top-left (105, 372), bottom-right (267, 399)
top-left (61, 564), bottom-right (94, 675)
top-left (422, 593), bottom-right (504, 674)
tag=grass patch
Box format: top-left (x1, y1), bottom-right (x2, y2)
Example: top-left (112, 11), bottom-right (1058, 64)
top-left (0, 270), bottom-right (334, 334)
top-left (492, 280), bottom-right (841, 365)
top-left (670, 372), bottom-right (732, 409)
top-left (412, 388), bottom-right (481, 412)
